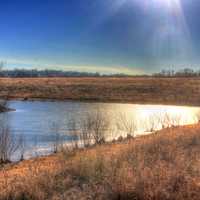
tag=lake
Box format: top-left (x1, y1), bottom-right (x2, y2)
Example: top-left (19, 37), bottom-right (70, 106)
top-left (1, 101), bottom-right (200, 160)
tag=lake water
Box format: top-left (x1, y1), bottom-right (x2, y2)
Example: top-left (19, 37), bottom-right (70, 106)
top-left (1, 101), bottom-right (200, 160)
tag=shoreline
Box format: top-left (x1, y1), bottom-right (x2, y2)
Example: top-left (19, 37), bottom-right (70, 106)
top-left (0, 123), bottom-right (197, 166)
top-left (6, 97), bottom-right (200, 108)
top-left (0, 105), bottom-right (14, 113)
top-left (1, 77), bottom-right (200, 107)
top-left (0, 124), bottom-right (199, 199)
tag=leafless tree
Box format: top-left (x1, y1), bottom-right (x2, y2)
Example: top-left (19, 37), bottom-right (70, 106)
top-left (67, 118), bottom-right (79, 149)
top-left (170, 114), bottom-right (182, 127)
top-left (116, 112), bottom-right (137, 138)
top-left (159, 112), bottom-right (171, 128)
top-left (79, 114), bottom-right (94, 147)
top-left (18, 134), bottom-right (26, 161)
top-left (0, 121), bottom-right (20, 164)
top-left (68, 117), bottom-right (91, 148)
top-left (71, 110), bottom-right (110, 147)
top-left (195, 111), bottom-right (200, 123)
top-left (147, 114), bottom-right (159, 132)
top-left (89, 110), bottom-right (110, 144)
top-left (147, 113), bottom-right (168, 132)
top-left (159, 112), bottom-right (182, 128)
top-left (51, 122), bottom-right (62, 153)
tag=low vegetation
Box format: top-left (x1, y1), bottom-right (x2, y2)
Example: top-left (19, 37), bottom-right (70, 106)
top-left (0, 76), bottom-right (199, 199)
top-left (0, 101), bottom-right (8, 113)
top-left (0, 124), bottom-right (199, 200)
top-left (1, 77), bottom-right (200, 106)
top-left (0, 105), bottom-right (6, 113)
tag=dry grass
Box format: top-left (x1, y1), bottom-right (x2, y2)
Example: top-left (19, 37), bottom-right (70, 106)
top-left (0, 124), bottom-right (200, 200)
top-left (1, 77), bottom-right (200, 105)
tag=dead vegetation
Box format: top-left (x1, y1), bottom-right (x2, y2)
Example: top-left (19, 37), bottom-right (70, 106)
top-left (0, 100), bottom-right (8, 113)
top-left (1, 77), bottom-right (200, 105)
top-left (0, 118), bottom-right (23, 165)
top-left (0, 124), bottom-right (199, 200)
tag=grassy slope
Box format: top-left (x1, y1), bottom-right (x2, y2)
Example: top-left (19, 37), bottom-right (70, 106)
top-left (1, 77), bottom-right (200, 105)
top-left (0, 124), bottom-right (200, 200)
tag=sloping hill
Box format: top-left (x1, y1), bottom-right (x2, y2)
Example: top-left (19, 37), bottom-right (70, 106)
top-left (0, 124), bottom-right (200, 200)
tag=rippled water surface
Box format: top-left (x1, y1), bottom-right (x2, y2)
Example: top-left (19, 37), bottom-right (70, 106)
top-left (1, 101), bottom-right (200, 159)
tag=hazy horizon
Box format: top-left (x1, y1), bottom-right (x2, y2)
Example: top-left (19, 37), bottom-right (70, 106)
top-left (0, 0), bottom-right (200, 74)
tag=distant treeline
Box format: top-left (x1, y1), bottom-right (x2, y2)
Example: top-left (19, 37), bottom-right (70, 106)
top-left (1, 68), bottom-right (200, 78)
top-left (153, 68), bottom-right (200, 77)
top-left (0, 69), bottom-right (129, 78)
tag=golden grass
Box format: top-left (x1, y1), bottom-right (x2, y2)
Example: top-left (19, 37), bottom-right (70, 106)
top-left (1, 77), bottom-right (200, 105)
top-left (0, 124), bottom-right (200, 199)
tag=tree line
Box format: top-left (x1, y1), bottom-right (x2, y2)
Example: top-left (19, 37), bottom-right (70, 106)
top-left (1, 59), bottom-right (200, 77)
top-left (153, 68), bottom-right (200, 77)
top-left (0, 69), bottom-right (102, 77)
top-left (3, 68), bottom-right (200, 78)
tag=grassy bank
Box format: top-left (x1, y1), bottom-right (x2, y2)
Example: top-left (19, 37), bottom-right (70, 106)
top-left (1, 77), bottom-right (200, 105)
top-left (0, 124), bottom-right (199, 200)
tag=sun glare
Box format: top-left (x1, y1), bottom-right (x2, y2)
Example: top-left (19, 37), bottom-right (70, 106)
top-left (156, 0), bottom-right (179, 7)
top-left (140, 0), bottom-right (182, 12)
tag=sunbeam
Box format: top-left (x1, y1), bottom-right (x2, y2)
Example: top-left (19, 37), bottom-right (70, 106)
top-left (151, 0), bottom-right (192, 61)
top-left (109, 0), bottom-right (193, 65)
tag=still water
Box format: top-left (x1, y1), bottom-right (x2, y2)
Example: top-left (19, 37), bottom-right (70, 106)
top-left (1, 101), bottom-right (200, 160)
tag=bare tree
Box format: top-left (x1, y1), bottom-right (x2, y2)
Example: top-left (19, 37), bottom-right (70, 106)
top-left (0, 122), bottom-right (19, 164)
top-left (67, 118), bottom-right (79, 149)
top-left (89, 110), bottom-right (110, 144)
top-left (18, 134), bottom-right (26, 161)
top-left (159, 112), bottom-right (182, 128)
top-left (147, 113), bottom-right (166, 132)
top-left (116, 113), bottom-right (137, 138)
top-left (51, 122), bottom-right (62, 153)
top-left (170, 114), bottom-right (182, 127)
top-left (159, 112), bottom-right (171, 128)
top-left (195, 111), bottom-right (200, 123)
top-left (148, 114), bottom-right (158, 132)
top-left (79, 114), bottom-right (94, 147)
top-left (73, 110), bottom-right (110, 147)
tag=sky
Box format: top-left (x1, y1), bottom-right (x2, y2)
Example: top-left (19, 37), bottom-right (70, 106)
top-left (0, 0), bottom-right (200, 74)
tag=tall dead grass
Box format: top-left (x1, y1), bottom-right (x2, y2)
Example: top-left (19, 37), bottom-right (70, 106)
top-left (0, 125), bottom-right (200, 200)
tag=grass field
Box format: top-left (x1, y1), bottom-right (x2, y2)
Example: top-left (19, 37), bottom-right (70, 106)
top-left (0, 77), bottom-right (200, 199)
top-left (0, 124), bottom-right (199, 200)
top-left (1, 77), bottom-right (200, 105)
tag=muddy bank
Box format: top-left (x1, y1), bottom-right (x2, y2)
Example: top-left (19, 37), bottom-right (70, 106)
top-left (0, 104), bottom-right (15, 112)
top-left (0, 105), bottom-right (8, 112)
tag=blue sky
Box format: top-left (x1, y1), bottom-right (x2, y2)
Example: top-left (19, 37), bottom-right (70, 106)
top-left (0, 0), bottom-right (200, 74)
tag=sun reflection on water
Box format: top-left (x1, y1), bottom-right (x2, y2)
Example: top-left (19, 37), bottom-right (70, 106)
top-left (5, 101), bottom-right (200, 160)
top-left (109, 104), bottom-right (200, 137)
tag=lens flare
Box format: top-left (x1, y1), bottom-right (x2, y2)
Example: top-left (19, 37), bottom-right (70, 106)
top-left (97, 0), bottom-right (192, 67)
top-left (155, 0), bottom-right (180, 9)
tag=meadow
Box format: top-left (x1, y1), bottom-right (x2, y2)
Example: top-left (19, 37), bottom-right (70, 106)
top-left (0, 77), bottom-right (200, 200)
top-left (0, 77), bottom-right (200, 105)
top-left (0, 124), bottom-right (199, 200)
